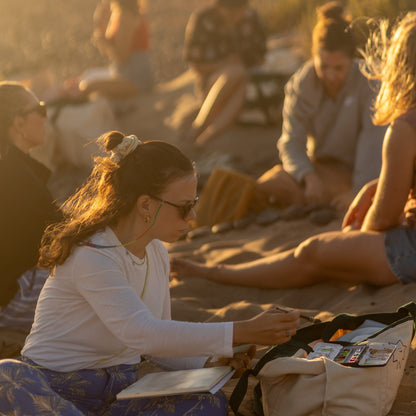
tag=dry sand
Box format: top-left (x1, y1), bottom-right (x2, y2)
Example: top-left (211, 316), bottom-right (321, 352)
top-left (2, 1), bottom-right (416, 415)
top-left (168, 213), bottom-right (416, 416)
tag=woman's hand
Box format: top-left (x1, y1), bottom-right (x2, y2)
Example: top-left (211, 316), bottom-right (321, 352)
top-left (233, 308), bottom-right (300, 347)
top-left (205, 345), bottom-right (257, 377)
top-left (342, 179), bottom-right (378, 231)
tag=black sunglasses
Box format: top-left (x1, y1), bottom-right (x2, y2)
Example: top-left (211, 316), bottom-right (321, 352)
top-left (150, 195), bottom-right (199, 219)
top-left (20, 101), bottom-right (47, 118)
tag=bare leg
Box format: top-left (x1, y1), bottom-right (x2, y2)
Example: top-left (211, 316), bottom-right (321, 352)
top-left (171, 230), bottom-right (398, 288)
top-left (188, 63), bottom-right (248, 145)
top-left (195, 81), bottom-right (247, 146)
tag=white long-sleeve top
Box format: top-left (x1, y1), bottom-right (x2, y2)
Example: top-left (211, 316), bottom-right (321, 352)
top-left (22, 227), bottom-right (233, 372)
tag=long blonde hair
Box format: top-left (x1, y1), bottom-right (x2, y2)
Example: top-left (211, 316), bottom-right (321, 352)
top-left (362, 12), bottom-right (416, 125)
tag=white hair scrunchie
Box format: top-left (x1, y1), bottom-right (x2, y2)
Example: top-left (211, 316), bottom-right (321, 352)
top-left (110, 135), bottom-right (141, 164)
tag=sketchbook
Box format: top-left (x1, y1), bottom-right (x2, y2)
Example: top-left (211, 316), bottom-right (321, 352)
top-left (117, 366), bottom-right (235, 400)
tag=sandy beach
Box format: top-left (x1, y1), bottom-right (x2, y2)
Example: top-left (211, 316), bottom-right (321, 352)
top-left (2, 1), bottom-right (416, 414)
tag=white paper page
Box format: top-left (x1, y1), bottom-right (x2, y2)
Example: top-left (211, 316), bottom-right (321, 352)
top-left (209, 369), bottom-right (235, 394)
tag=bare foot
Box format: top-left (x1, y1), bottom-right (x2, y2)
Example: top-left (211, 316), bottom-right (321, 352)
top-left (170, 257), bottom-right (214, 280)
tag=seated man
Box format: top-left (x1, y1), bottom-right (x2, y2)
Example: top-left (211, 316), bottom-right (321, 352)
top-left (183, 0), bottom-right (266, 147)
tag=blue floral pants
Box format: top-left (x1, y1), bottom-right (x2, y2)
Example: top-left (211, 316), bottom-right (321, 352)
top-left (0, 358), bottom-right (228, 415)
top-left (0, 268), bottom-right (49, 333)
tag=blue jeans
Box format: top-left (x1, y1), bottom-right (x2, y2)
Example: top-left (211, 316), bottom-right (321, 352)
top-left (0, 358), bottom-right (228, 415)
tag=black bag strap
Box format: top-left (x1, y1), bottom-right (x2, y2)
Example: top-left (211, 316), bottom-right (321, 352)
top-left (252, 382), bottom-right (264, 416)
top-left (252, 340), bottom-right (313, 375)
top-left (398, 301), bottom-right (416, 322)
top-left (229, 368), bottom-right (256, 416)
top-left (229, 340), bottom-right (313, 416)
top-left (321, 302), bottom-right (416, 341)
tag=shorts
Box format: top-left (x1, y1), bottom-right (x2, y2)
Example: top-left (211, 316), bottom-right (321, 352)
top-left (385, 225), bottom-right (416, 283)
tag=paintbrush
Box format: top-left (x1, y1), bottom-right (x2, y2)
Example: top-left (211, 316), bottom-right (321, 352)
top-left (275, 305), bottom-right (322, 324)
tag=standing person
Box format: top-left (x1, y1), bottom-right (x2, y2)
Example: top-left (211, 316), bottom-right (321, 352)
top-left (171, 12), bottom-right (416, 290)
top-left (257, 1), bottom-right (386, 213)
top-left (0, 82), bottom-right (61, 334)
top-left (0, 131), bottom-right (299, 415)
top-left (80, 0), bottom-right (154, 99)
top-left (183, 0), bottom-right (266, 146)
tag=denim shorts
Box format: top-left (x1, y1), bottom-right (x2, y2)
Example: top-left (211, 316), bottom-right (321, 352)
top-left (385, 225), bottom-right (416, 283)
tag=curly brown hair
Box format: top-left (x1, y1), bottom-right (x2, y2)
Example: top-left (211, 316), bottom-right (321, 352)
top-left (38, 131), bottom-right (195, 269)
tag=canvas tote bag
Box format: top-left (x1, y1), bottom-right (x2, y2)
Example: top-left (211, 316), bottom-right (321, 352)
top-left (230, 302), bottom-right (416, 416)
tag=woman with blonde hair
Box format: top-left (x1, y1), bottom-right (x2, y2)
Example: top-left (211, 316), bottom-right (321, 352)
top-left (172, 12), bottom-right (416, 290)
top-left (0, 131), bottom-right (299, 414)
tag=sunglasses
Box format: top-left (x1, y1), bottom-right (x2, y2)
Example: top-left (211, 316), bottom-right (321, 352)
top-left (20, 101), bottom-right (47, 118)
top-left (150, 195), bottom-right (199, 219)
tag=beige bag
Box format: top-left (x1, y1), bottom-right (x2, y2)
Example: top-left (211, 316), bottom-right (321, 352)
top-left (230, 304), bottom-right (416, 416)
top-left (259, 320), bottom-right (412, 416)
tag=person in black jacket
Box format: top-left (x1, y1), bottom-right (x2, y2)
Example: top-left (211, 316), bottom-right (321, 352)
top-left (0, 81), bottom-right (61, 333)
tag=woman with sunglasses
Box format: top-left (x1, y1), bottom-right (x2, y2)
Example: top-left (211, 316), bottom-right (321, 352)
top-left (0, 81), bottom-right (61, 336)
top-left (0, 130), bottom-right (299, 415)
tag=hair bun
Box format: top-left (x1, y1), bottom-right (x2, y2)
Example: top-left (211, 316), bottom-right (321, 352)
top-left (317, 1), bottom-right (345, 22)
top-left (109, 134), bottom-right (141, 164)
top-left (103, 131), bottom-right (125, 152)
